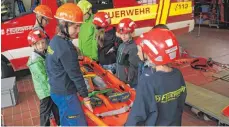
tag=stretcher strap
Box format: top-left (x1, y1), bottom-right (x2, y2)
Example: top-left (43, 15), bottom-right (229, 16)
top-left (95, 102), bottom-right (133, 117)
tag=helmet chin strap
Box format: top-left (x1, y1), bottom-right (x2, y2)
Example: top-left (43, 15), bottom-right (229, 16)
top-left (124, 39), bottom-right (131, 43)
top-left (36, 16), bottom-right (44, 30)
top-left (96, 25), bottom-right (102, 30)
top-left (59, 21), bottom-right (70, 40)
top-left (36, 16), bottom-right (50, 41)
top-left (65, 22), bottom-right (70, 39)
top-left (87, 11), bottom-right (91, 18)
top-left (140, 41), bottom-right (147, 62)
top-left (83, 11), bottom-right (91, 21)
top-left (142, 50), bottom-right (147, 62)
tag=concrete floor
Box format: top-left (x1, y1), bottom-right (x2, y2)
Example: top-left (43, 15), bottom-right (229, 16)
top-left (177, 27), bottom-right (229, 64)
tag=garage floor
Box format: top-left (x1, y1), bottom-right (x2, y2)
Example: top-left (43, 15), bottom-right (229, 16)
top-left (177, 26), bottom-right (229, 97)
top-left (2, 26), bottom-right (228, 126)
top-left (177, 26), bottom-right (229, 64)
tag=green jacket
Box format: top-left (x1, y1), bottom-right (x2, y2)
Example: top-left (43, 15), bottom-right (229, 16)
top-left (78, 14), bottom-right (98, 61)
top-left (27, 52), bottom-right (50, 100)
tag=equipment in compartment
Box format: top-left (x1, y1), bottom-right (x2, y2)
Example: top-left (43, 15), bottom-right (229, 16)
top-left (194, 0), bottom-right (229, 28)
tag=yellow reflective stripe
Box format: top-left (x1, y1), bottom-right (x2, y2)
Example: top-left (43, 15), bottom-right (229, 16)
top-left (100, 5), bottom-right (158, 25)
top-left (156, 0), bottom-right (164, 25)
top-left (155, 86), bottom-right (186, 103)
top-left (47, 46), bottom-right (54, 55)
top-left (160, 0), bottom-right (171, 24)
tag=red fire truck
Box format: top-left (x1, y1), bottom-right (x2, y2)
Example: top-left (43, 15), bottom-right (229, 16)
top-left (1, 0), bottom-right (194, 78)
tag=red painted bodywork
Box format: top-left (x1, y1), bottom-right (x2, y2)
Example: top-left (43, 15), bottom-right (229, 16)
top-left (10, 57), bottom-right (29, 71)
top-left (113, 0), bottom-right (140, 8)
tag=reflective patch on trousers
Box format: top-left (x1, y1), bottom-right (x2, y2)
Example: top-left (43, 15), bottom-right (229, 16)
top-left (67, 114), bottom-right (80, 119)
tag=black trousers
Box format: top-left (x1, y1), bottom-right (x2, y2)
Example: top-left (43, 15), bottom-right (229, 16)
top-left (40, 96), bottom-right (60, 126)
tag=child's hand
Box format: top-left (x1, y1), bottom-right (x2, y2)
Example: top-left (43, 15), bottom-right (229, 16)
top-left (116, 32), bottom-right (121, 37)
top-left (126, 84), bottom-right (130, 87)
top-left (78, 56), bottom-right (83, 60)
top-left (106, 47), bottom-right (115, 54)
top-left (83, 97), bottom-right (93, 112)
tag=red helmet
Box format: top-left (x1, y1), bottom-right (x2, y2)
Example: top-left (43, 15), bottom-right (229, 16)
top-left (136, 28), bottom-right (180, 65)
top-left (117, 18), bottom-right (136, 34)
top-left (27, 30), bottom-right (47, 45)
top-left (93, 12), bottom-right (110, 28)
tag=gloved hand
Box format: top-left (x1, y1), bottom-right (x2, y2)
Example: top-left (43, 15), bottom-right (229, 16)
top-left (78, 55), bottom-right (83, 60)
top-left (83, 97), bottom-right (93, 112)
top-left (106, 47), bottom-right (115, 54)
top-left (126, 84), bottom-right (135, 90)
top-left (126, 84), bottom-right (130, 87)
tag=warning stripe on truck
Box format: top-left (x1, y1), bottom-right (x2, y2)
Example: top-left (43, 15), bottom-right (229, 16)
top-left (158, 0), bottom-right (193, 25)
top-left (160, 0), bottom-right (171, 24)
top-left (155, 0), bottom-right (164, 25)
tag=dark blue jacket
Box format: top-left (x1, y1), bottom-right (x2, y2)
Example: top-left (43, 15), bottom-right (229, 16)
top-left (126, 67), bottom-right (187, 126)
top-left (45, 35), bottom-right (88, 98)
top-left (116, 40), bottom-right (140, 87)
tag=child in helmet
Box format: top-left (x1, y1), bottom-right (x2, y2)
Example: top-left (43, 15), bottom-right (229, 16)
top-left (33, 5), bottom-right (53, 42)
top-left (93, 12), bottom-right (122, 73)
top-left (45, 3), bottom-right (92, 126)
top-left (27, 30), bottom-right (60, 126)
top-left (125, 28), bottom-right (187, 126)
top-left (138, 24), bottom-right (170, 78)
top-left (77, 0), bottom-right (98, 61)
top-left (116, 18), bottom-right (140, 88)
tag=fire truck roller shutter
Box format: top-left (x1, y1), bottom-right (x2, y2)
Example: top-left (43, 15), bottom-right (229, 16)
top-left (88, 0), bottom-right (113, 13)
